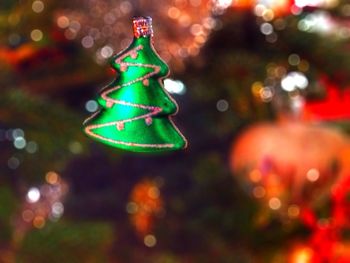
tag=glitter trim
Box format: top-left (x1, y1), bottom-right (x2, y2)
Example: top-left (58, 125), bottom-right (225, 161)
top-left (133, 16), bottom-right (153, 38)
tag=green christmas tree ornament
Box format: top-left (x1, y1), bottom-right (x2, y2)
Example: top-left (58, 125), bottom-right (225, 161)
top-left (83, 16), bottom-right (187, 152)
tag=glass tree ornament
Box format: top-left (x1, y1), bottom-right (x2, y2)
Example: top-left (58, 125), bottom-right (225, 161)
top-left (83, 16), bottom-right (187, 152)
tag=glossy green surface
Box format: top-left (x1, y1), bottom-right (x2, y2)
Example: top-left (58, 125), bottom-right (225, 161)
top-left (83, 35), bottom-right (187, 152)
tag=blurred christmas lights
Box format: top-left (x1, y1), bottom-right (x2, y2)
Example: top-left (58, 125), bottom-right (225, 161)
top-left (32, 1), bottom-right (44, 13)
top-left (164, 78), bottom-right (186, 95)
top-left (30, 29), bottom-right (43, 42)
top-left (13, 136), bottom-right (26, 149)
top-left (281, 72), bottom-right (308, 92)
top-left (60, 0), bottom-right (218, 71)
top-left (85, 100), bottom-right (99, 112)
top-left (7, 156), bottom-right (20, 169)
top-left (20, 172), bottom-right (68, 230)
top-left (216, 99), bottom-right (229, 112)
top-left (128, 179), bottom-right (164, 239)
top-left (26, 187), bottom-right (41, 203)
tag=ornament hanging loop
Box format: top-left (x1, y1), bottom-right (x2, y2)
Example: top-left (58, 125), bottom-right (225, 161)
top-left (133, 16), bottom-right (153, 38)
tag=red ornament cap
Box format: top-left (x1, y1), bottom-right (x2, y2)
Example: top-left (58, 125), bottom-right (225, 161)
top-left (133, 16), bottom-right (153, 38)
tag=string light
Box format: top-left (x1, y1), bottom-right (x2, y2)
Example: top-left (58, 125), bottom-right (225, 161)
top-left (262, 9), bottom-right (275, 21)
top-left (85, 100), bottom-right (99, 112)
top-left (306, 168), bottom-right (320, 182)
top-left (265, 32), bottom-right (278, 43)
top-left (288, 54), bottom-right (301, 66)
top-left (26, 187), bottom-right (41, 203)
top-left (62, 0), bottom-right (216, 71)
top-left (148, 186), bottom-right (160, 199)
top-left (144, 234), bottom-right (157, 247)
top-left (164, 79), bottom-right (186, 95)
top-left (7, 156), bottom-right (20, 169)
top-left (288, 205), bottom-right (300, 218)
top-left (21, 173), bottom-right (68, 229)
top-left (51, 202), bottom-right (64, 219)
top-left (281, 72), bottom-right (308, 92)
top-left (216, 99), bottom-right (229, 112)
top-left (255, 4), bottom-right (267, 16)
top-left (260, 22), bottom-right (273, 35)
top-left (22, 209), bottom-right (35, 222)
top-left (100, 45), bottom-right (114, 59)
top-left (81, 36), bottom-right (94, 48)
top-left (249, 169), bottom-right (262, 182)
top-left (8, 13), bottom-right (20, 26)
top-left (32, 0), bottom-right (44, 13)
top-left (46, 171), bottom-right (59, 184)
top-left (14, 137), bottom-right (26, 149)
top-left (120, 1), bottom-right (132, 14)
top-left (294, 0), bottom-right (328, 8)
top-left (126, 202), bottom-right (139, 214)
top-left (253, 186), bottom-right (266, 198)
top-left (298, 12), bottom-right (334, 34)
top-left (30, 29), bottom-right (43, 42)
top-left (26, 141), bottom-right (38, 153)
top-left (269, 197), bottom-right (282, 210)
top-left (12, 128), bottom-right (24, 139)
top-left (68, 141), bottom-right (83, 154)
top-left (33, 216), bottom-right (46, 228)
top-left (260, 86), bottom-right (274, 102)
top-left (274, 18), bottom-right (286, 30)
top-left (57, 16), bottom-right (70, 28)
top-left (213, 0), bottom-right (233, 13)
top-left (168, 7), bottom-right (181, 19)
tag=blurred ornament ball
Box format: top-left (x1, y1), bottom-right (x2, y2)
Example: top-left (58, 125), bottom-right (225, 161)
top-left (230, 120), bottom-right (350, 216)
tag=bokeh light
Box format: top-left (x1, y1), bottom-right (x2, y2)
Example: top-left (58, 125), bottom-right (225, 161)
top-left (7, 156), bottom-right (20, 169)
top-left (164, 79), bottom-right (186, 95)
top-left (30, 29), bottom-right (43, 42)
top-left (306, 169), bottom-right (320, 182)
top-left (281, 72), bottom-right (308, 92)
top-left (82, 36), bottom-right (94, 48)
top-left (26, 187), bottom-right (41, 203)
top-left (33, 216), bottom-right (46, 228)
top-left (57, 16), bottom-right (70, 29)
top-left (46, 171), bottom-right (59, 185)
top-left (288, 205), bottom-right (300, 218)
top-left (26, 141), bottom-right (38, 153)
top-left (144, 234), bottom-right (157, 247)
top-left (32, 0), bottom-right (44, 13)
top-left (269, 197), bottom-right (282, 210)
top-left (85, 100), bottom-right (99, 112)
top-left (216, 99), bottom-right (229, 112)
top-left (14, 137), bottom-right (26, 149)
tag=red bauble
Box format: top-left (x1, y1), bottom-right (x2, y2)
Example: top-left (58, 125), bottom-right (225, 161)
top-left (230, 120), bottom-right (348, 215)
